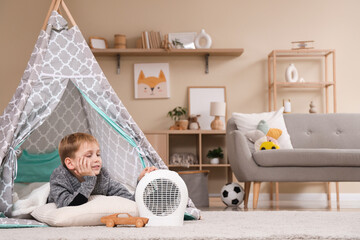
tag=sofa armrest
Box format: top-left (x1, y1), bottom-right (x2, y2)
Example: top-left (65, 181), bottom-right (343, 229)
top-left (226, 130), bottom-right (260, 182)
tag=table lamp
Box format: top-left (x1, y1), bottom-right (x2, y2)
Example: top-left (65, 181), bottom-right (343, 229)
top-left (210, 102), bottom-right (226, 130)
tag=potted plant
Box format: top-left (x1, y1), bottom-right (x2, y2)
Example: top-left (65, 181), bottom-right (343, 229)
top-left (207, 147), bottom-right (224, 164)
top-left (167, 106), bottom-right (188, 130)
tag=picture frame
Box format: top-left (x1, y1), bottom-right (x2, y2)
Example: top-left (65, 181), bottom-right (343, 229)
top-left (188, 86), bottom-right (227, 130)
top-left (168, 32), bottom-right (197, 49)
top-left (134, 63), bottom-right (170, 99)
top-left (89, 37), bottom-right (108, 49)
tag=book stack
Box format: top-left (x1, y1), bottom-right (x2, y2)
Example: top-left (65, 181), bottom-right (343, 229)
top-left (137, 31), bottom-right (163, 49)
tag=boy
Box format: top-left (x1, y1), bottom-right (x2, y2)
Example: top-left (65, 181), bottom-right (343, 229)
top-left (48, 132), bottom-right (156, 208)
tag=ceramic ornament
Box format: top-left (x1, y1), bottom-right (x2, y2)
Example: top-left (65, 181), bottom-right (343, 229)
top-left (195, 29), bottom-right (212, 49)
top-left (285, 64), bottom-right (299, 82)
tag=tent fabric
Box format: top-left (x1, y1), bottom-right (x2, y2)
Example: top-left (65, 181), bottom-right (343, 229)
top-left (21, 80), bottom-right (90, 154)
top-left (0, 216), bottom-right (47, 228)
top-left (0, 11), bottom-right (166, 216)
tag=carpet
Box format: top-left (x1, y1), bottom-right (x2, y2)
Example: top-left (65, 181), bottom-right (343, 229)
top-left (2, 211), bottom-right (360, 240)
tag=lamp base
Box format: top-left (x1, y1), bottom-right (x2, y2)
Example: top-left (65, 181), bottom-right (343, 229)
top-left (211, 116), bottom-right (224, 130)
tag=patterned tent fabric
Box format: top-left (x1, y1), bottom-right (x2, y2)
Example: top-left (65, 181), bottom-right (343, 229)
top-left (0, 214), bottom-right (47, 228)
top-left (0, 11), bottom-right (166, 216)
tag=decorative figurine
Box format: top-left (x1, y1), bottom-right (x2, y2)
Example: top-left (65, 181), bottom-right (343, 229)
top-left (309, 101), bottom-right (317, 113)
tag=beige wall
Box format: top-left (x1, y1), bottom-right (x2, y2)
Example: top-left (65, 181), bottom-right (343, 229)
top-left (1, 0), bottom-right (360, 194)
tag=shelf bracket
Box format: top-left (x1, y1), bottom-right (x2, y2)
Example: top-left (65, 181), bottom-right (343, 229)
top-left (205, 54), bottom-right (209, 74)
top-left (116, 54), bottom-right (121, 74)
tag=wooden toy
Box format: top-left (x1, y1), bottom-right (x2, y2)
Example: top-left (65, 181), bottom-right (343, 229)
top-left (101, 213), bottom-right (149, 228)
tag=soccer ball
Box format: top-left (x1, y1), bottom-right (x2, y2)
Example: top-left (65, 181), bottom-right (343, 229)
top-left (221, 183), bottom-right (244, 207)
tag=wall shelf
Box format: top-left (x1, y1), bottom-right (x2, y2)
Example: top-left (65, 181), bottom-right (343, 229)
top-left (91, 48), bottom-right (244, 74)
top-left (269, 82), bottom-right (335, 89)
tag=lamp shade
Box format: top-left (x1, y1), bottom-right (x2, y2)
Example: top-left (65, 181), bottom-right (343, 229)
top-left (210, 102), bottom-right (226, 117)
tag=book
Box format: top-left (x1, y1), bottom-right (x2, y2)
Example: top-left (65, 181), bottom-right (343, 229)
top-left (136, 37), bottom-right (142, 48)
top-left (144, 31), bottom-right (150, 49)
top-left (141, 32), bottom-right (146, 49)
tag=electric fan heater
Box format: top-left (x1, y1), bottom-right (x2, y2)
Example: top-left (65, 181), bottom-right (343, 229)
top-left (135, 169), bottom-right (188, 226)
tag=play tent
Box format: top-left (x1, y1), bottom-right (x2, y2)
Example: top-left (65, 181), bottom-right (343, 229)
top-left (0, 0), bottom-right (167, 216)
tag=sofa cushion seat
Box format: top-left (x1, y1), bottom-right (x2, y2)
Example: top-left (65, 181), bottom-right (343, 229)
top-left (253, 148), bottom-right (360, 167)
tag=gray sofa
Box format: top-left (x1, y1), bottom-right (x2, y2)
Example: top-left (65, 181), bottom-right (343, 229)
top-left (226, 113), bottom-right (360, 208)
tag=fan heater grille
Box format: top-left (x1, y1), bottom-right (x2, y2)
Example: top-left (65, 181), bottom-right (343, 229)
top-left (143, 178), bottom-right (181, 216)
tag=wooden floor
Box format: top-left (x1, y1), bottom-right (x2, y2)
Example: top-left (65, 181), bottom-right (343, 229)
top-left (200, 197), bottom-right (360, 212)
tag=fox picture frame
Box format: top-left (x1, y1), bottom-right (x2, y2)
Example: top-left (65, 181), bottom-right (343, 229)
top-left (134, 63), bottom-right (170, 99)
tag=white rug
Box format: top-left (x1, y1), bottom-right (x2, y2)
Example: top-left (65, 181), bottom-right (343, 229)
top-left (2, 211), bottom-right (360, 240)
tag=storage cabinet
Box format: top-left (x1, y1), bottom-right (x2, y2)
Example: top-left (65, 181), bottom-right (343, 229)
top-left (268, 49), bottom-right (336, 113)
top-left (145, 130), bottom-right (233, 196)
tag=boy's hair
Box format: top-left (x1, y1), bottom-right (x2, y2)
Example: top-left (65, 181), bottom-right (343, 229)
top-left (58, 132), bottom-right (98, 166)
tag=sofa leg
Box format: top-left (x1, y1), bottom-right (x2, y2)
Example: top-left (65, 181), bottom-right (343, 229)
top-left (253, 181), bottom-right (261, 209)
top-left (244, 182), bottom-right (251, 209)
top-left (327, 182), bottom-right (332, 209)
top-left (327, 182), bottom-right (331, 201)
top-left (275, 182), bottom-right (279, 201)
top-left (336, 182), bottom-right (340, 209)
top-left (275, 182), bottom-right (279, 210)
top-left (269, 182), bottom-right (273, 201)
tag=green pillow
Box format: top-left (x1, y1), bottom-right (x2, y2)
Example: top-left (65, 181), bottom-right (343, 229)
top-left (15, 149), bottom-right (61, 183)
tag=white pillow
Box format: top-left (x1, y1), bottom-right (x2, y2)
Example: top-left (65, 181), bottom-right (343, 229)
top-left (232, 107), bottom-right (293, 152)
top-left (31, 195), bottom-right (138, 227)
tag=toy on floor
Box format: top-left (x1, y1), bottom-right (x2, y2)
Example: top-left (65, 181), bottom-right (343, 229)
top-left (101, 213), bottom-right (149, 228)
top-left (221, 182), bottom-right (244, 207)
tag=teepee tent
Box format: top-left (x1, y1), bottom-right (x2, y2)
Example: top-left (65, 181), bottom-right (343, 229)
top-left (0, 0), bottom-right (167, 216)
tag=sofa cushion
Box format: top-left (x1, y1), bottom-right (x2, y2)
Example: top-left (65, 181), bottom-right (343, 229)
top-left (253, 148), bottom-right (360, 167)
top-left (284, 113), bottom-right (360, 149)
top-left (232, 107), bottom-right (293, 152)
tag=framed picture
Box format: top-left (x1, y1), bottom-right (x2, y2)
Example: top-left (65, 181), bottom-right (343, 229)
top-left (168, 32), bottom-right (197, 49)
top-left (134, 63), bottom-right (170, 99)
top-left (188, 86), bottom-right (227, 130)
top-left (89, 37), bottom-right (108, 49)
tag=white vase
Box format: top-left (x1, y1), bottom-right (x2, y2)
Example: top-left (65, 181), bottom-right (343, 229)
top-left (285, 64), bottom-right (299, 82)
top-left (195, 29), bottom-right (212, 49)
top-left (210, 158), bottom-right (219, 164)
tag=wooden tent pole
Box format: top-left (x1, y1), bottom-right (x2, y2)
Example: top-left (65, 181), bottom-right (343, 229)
top-left (41, 0), bottom-right (77, 30)
top-left (61, 1), bottom-right (77, 27)
top-left (41, 0), bottom-right (57, 30)
top-left (53, 0), bottom-right (62, 12)
top-left (57, 6), bottom-right (62, 15)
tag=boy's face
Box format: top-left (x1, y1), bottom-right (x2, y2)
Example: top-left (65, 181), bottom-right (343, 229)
top-left (73, 141), bottom-right (102, 175)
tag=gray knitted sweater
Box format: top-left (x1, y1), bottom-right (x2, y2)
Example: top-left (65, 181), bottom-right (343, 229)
top-left (48, 165), bottom-right (134, 208)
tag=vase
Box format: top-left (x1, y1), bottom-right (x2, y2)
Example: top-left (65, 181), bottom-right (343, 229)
top-left (210, 158), bottom-right (219, 164)
top-left (195, 29), bottom-right (212, 49)
top-left (285, 64), bottom-right (299, 82)
top-left (177, 120), bottom-right (189, 129)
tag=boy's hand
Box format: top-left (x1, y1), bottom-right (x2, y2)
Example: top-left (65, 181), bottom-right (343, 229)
top-left (74, 156), bottom-right (95, 177)
top-left (138, 166), bottom-right (157, 181)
